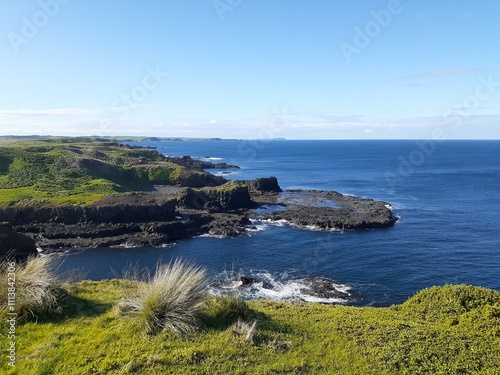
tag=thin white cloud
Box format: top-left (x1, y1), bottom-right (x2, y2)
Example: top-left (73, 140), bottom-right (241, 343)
top-left (1, 113), bottom-right (500, 139)
top-left (0, 108), bottom-right (103, 116)
top-left (401, 83), bottom-right (424, 87)
top-left (399, 69), bottom-right (484, 81)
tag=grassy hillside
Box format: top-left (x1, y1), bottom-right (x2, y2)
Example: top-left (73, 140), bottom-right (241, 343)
top-left (0, 138), bottom-right (188, 206)
top-left (1, 280), bottom-right (499, 374)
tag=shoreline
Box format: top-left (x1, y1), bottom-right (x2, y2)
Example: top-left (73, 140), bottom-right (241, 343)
top-left (0, 140), bottom-right (397, 255)
top-left (5, 184), bottom-right (398, 253)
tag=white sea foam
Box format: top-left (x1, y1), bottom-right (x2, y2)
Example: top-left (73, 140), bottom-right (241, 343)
top-left (198, 233), bottom-right (226, 239)
top-left (202, 157), bottom-right (223, 161)
top-left (113, 242), bottom-right (138, 249)
top-left (214, 171), bottom-right (233, 176)
top-left (211, 271), bottom-right (352, 304)
top-left (305, 225), bottom-right (323, 231)
top-left (246, 221), bottom-right (269, 232)
top-left (260, 218), bottom-right (343, 233)
top-left (260, 218), bottom-right (289, 227)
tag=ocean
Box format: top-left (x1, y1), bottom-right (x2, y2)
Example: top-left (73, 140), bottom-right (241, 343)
top-left (54, 140), bottom-right (500, 306)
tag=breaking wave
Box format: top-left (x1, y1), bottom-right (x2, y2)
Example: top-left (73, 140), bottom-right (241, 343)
top-left (209, 271), bottom-right (353, 304)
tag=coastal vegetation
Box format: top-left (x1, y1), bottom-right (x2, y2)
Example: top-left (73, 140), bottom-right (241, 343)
top-left (0, 138), bottom-right (197, 206)
top-left (118, 259), bottom-right (209, 337)
top-left (0, 255), bottom-right (64, 321)
top-left (1, 256), bottom-right (499, 374)
top-left (1, 137), bottom-right (498, 373)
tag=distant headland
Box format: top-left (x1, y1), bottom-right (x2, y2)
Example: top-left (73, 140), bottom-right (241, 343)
top-left (0, 135), bottom-right (287, 142)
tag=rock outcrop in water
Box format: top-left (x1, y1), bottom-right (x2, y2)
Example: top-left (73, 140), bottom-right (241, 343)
top-left (228, 275), bottom-right (355, 303)
top-left (259, 190), bottom-right (397, 230)
top-left (0, 223), bottom-right (38, 260)
top-left (244, 177), bottom-right (282, 192)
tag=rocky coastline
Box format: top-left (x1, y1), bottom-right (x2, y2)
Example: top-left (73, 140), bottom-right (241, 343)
top-left (1, 174), bottom-right (398, 253)
top-left (0, 142), bottom-right (398, 253)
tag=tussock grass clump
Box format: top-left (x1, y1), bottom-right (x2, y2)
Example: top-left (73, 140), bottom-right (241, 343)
top-left (119, 259), bottom-right (209, 336)
top-left (231, 318), bottom-right (258, 343)
top-left (0, 255), bottom-right (63, 320)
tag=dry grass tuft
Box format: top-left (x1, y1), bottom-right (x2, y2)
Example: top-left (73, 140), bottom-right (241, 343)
top-left (0, 255), bottom-right (64, 320)
top-left (231, 318), bottom-right (258, 343)
top-left (119, 258), bottom-right (209, 337)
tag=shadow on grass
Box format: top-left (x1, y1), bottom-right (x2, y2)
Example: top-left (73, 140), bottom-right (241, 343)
top-left (26, 289), bottom-right (113, 324)
top-left (201, 296), bottom-right (292, 334)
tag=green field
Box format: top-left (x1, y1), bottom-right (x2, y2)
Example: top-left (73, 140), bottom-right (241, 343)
top-left (1, 281), bottom-right (499, 374)
top-left (0, 138), bottom-right (185, 206)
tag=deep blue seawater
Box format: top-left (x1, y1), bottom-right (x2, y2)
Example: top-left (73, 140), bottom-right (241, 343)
top-left (54, 140), bottom-right (500, 306)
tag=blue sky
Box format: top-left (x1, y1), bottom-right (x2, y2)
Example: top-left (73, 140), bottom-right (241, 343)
top-left (1, 0), bottom-right (499, 139)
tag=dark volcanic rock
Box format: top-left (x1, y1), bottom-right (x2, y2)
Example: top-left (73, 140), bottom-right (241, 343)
top-left (179, 182), bottom-right (253, 211)
top-left (0, 198), bottom-right (177, 225)
top-left (165, 156), bottom-right (240, 170)
top-left (175, 170), bottom-right (226, 188)
top-left (239, 276), bottom-right (256, 286)
top-left (205, 214), bottom-right (250, 237)
top-left (262, 190), bottom-right (397, 230)
top-left (298, 277), bottom-right (352, 300)
top-left (0, 223), bottom-right (38, 261)
top-left (0, 167), bottom-right (397, 251)
top-left (244, 177), bottom-right (282, 192)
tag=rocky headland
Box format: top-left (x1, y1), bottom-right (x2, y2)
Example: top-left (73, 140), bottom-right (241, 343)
top-left (0, 139), bottom-right (398, 253)
top-left (255, 190), bottom-right (397, 230)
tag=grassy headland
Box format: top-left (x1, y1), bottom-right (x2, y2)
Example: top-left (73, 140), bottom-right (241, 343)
top-left (0, 278), bottom-right (499, 374)
top-left (0, 138), bottom-right (204, 206)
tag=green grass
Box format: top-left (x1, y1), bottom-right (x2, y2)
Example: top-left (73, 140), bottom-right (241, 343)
top-left (210, 180), bottom-right (245, 192)
top-left (1, 282), bottom-right (499, 374)
top-left (0, 139), bottom-right (196, 206)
